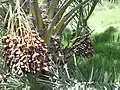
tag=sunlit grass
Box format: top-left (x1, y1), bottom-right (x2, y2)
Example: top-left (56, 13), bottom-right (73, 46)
top-left (88, 1), bottom-right (120, 33)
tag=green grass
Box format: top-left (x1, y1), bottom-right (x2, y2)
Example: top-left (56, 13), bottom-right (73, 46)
top-left (88, 1), bottom-right (120, 33)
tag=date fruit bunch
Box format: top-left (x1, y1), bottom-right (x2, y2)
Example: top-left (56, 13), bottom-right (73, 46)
top-left (2, 30), bottom-right (47, 77)
top-left (74, 36), bottom-right (93, 58)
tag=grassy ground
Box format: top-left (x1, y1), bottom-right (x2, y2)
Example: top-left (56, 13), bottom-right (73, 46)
top-left (88, 1), bottom-right (120, 33)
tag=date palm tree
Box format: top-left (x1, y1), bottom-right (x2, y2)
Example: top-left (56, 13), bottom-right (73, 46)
top-left (0, 0), bottom-right (119, 90)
